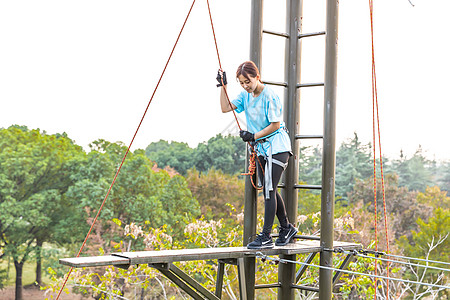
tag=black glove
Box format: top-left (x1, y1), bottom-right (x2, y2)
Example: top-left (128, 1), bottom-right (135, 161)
top-left (216, 70), bottom-right (227, 87)
top-left (240, 130), bottom-right (255, 142)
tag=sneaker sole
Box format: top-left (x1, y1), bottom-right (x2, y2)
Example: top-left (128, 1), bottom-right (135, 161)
top-left (247, 244), bottom-right (274, 249)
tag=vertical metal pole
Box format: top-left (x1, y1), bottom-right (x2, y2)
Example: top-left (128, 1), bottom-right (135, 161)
top-left (245, 1), bottom-right (263, 299)
top-left (279, 0), bottom-right (302, 299)
top-left (319, 0), bottom-right (339, 298)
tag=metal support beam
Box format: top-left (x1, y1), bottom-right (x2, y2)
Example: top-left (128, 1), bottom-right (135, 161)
top-left (278, 254), bottom-right (297, 300)
top-left (279, 0), bottom-right (302, 299)
top-left (237, 257), bottom-right (248, 300)
top-left (283, 0), bottom-right (301, 224)
top-left (215, 260), bottom-right (225, 298)
top-left (245, 1), bottom-right (263, 299)
top-left (151, 263), bottom-right (218, 300)
top-left (319, 0), bottom-right (339, 298)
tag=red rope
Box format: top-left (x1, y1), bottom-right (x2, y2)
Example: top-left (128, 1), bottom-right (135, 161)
top-left (369, 0), bottom-right (390, 298)
top-left (241, 150), bottom-right (263, 190)
top-left (55, 1), bottom-right (197, 298)
top-left (205, 0), bottom-right (265, 182)
top-left (206, 0), bottom-right (241, 131)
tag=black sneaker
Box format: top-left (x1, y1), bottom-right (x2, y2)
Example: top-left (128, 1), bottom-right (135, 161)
top-left (247, 232), bottom-right (274, 249)
top-left (275, 224), bottom-right (298, 246)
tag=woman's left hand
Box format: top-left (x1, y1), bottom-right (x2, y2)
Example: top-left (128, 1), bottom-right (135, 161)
top-left (240, 130), bottom-right (255, 142)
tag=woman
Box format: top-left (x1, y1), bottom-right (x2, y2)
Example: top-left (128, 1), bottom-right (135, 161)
top-left (217, 61), bottom-right (297, 249)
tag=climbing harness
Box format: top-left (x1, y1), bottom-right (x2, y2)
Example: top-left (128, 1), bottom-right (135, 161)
top-left (241, 144), bottom-right (263, 190)
top-left (242, 126), bottom-right (290, 199)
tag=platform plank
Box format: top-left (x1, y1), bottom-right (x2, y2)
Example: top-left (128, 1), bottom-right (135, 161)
top-left (59, 240), bottom-right (361, 268)
top-left (60, 255), bottom-right (130, 268)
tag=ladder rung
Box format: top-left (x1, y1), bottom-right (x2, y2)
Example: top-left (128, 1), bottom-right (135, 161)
top-left (262, 80), bottom-right (287, 87)
top-left (294, 184), bottom-right (322, 190)
top-left (255, 283), bottom-right (281, 290)
top-left (298, 31), bottom-right (326, 38)
top-left (292, 285), bottom-right (320, 293)
top-left (263, 29), bottom-right (289, 38)
top-left (297, 82), bottom-right (324, 88)
top-left (296, 135), bottom-right (323, 139)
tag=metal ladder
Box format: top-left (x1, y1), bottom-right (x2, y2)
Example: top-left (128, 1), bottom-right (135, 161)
top-left (243, 0), bottom-right (339, 299)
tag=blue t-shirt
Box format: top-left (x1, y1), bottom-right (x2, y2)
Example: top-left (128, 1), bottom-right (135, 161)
top-left (231, 86), bottom-right (292, 156)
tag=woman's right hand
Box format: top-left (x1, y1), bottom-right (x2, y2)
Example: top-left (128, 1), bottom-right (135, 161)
top-left (216, 69), bottom-right (227, 87)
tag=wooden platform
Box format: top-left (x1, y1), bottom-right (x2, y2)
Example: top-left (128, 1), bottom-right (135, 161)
top-left (60, 240), bottom-right (361, 268)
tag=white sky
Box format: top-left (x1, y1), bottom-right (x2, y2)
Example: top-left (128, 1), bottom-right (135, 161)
top-left (1, 0), bottom-right (449, 161)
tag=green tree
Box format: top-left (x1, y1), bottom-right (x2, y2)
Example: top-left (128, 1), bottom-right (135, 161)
top-left (145, 134), bottom-right (245, 176)
top-left (193, 134), bottom-right (245, 175)
top-left (397, 208), bottom-right (449, 299)
top-left (145, 140), bottom-right (194, 175)
top-left (388, 146), bottom-right (435, 192)
top-left (186, 168), bottom-right (245, 219)
top-left (298, 186), bottom-right (321, 215)
top-left (299, 144), bottom-right (322, 186)
top-left (348, 174), bottom-right (432, 243)
top-left (436, 161), bottom-right (450, 193)
top-left (0, 126), bottom-right (84, 299)
top-left (66, 139), bottom-right (200, 245)
top-left (335, 133), bottom-right (373, 201)
top-left (417, 185), bottom-right (450, 210)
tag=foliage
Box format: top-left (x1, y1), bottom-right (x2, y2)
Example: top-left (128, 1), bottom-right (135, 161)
top-left (299, 144), bottom-right (322, 187)
top-left (397, 208), bottom-right (450, 299)
top-left (145, 134), bottom-right (245, 176)
top-left (43, 207), bottom-right (246, 299)
top-left (348, 174), bottom-right (434, 242)
top-left (416, 185), bottom-right (450, 211)
top-left (436, 161), bottom-right (450, 193)
top-left (145, 140), bottom-right (194, 175)
top-left (0, 125), bottom-right (85, 299)
top-left (335, 133), bottom-right (374, 202)
top-left (3, 126), bottom-right (450, 299)
top-left (44, 208), bottom-right (364, 300)
top-left (388, 146), bottom-right (435, 192)
top-left (186, 168), bottom-right (245, 219)
top-left (63, 139), bottom-right (201, 254)
top-left (336, 249), bottom-right (376, 299)
top-left (298, 185), bottom-right (322, 215)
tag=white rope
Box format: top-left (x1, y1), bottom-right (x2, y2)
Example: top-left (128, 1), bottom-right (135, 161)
top-left (255, 252), bottom-right (450, 290)
top-left (333, 249), bottom-right (450, 273)
top-left (332, 247), bottom-right (450, 267)
top-left (383, 252), bottom-right (450, 267)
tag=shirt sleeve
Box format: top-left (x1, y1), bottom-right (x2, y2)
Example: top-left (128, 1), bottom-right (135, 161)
top-left (267, 92), bottom-right (283, 123)
top-left (231, 91), bottom-right (247, 113)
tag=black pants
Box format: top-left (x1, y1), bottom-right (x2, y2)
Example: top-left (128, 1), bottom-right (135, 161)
top-left (257, 152), bottom-right (291, 235)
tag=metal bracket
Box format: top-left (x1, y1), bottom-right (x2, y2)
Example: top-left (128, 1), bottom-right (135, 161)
top-left (214, 257), bottom-right (247, 300)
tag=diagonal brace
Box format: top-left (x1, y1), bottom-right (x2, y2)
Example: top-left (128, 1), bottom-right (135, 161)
top-left (333, 253), bottom-right (355, 285)
top-left (150, 262), bottom-right (220, 300)
top-left (296, 252), bottom-right (317, 283)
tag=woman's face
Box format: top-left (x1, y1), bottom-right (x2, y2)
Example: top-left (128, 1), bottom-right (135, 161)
top-left (237, 74), bottom-right (259, 94)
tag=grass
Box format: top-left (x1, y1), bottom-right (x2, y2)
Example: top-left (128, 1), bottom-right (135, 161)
top-left (1, 256), bottom-right (53, 288)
